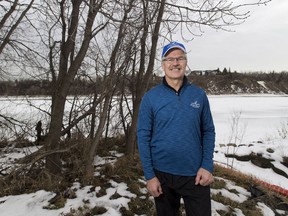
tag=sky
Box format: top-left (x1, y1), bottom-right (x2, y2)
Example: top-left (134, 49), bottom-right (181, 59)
top-left (183, 0), bottom-right (288, 73)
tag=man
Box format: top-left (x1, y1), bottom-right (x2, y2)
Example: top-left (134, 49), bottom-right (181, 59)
top-left (137, 41), bottom-right (215, 216)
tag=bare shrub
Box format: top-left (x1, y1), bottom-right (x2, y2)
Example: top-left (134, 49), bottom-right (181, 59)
top-left (277, 120), bottom-right (288, 139)
top-left (226, 110), bottom-right (247, 168)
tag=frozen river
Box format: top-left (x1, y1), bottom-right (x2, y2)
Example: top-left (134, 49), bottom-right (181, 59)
top-left (209, 95), bottom-right (288, 144)
top-left (1, 95), bottom-right (288, 144)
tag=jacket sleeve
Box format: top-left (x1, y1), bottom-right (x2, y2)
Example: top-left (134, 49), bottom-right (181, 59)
top-left (137, 94), bottom-right (155, 180)
top-left (200, 93), bottom-right (215, 173)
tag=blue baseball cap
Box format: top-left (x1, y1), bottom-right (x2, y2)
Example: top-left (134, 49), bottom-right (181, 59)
top-left (161, 41), bottom-right (186, 58)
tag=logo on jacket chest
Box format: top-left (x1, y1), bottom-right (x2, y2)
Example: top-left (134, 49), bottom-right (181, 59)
top-left (190, 101), bottom-right (200, 108)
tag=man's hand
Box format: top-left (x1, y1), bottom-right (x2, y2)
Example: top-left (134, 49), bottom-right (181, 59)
top-left (146, 177), bottom-right (163, 197)
top-left (195, 168), bottom-right (214, 186)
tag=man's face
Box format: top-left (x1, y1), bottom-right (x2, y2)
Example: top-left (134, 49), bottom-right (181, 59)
top-left (161, 49), bottom-right (187, 80)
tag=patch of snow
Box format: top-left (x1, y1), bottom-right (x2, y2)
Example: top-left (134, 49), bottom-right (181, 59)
top-left (257, 202), bottom-right (275, 216)
top-left (211, 200), bottom-right (229, 213)
top-left (257, 81), bottom-right (268, 89)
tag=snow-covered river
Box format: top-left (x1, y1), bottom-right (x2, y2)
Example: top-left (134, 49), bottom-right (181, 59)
top-left (1, 95), bottom-right (288, 144)
top-left (209, 95), bottom-right (288, 144)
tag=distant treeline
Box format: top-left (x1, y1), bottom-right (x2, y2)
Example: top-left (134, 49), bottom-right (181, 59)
top-left (188, 71), bottom-right (288, 94)
top-left (0, 78), bottom-right (103, 96)
top-left (0, 71), bottom-right (288, 96)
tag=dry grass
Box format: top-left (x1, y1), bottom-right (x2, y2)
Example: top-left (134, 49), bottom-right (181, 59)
top-left (213, 164), bottom-right (288, 215)
top-left (214, 164), bottom-right (256, 188)
top-left (282, 156), bottom-right (288, 168)
top-left (1, 136), bottom-right (288, 215)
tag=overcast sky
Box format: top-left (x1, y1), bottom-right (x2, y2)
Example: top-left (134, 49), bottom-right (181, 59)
top-left (183, 0), bottom-right (288, 73)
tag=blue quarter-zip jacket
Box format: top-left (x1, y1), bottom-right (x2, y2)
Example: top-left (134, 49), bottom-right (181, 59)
top-left (137, 77), bottom-right (215, 180)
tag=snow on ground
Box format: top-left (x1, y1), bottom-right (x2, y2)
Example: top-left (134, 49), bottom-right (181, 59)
top-left (0, 142), bottom-right (287, 216)
top-left (0, 181), bottom-right (136, 216)
top-left (0, 95), bottom-right (288, 215)
top-left (0, 151), bottom-right (139, 216)
top-left (214, 138), bottom-right (288, 190)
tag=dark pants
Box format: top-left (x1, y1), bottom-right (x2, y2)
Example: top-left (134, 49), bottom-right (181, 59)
top-left (154, 170), bottom-right (211, 216)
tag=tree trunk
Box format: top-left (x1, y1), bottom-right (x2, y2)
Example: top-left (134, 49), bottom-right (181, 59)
top-left (45, 93), bottom-right (67, 174)
top-left (126, 0), bottom-right (166, 154)
top-left (85, 94), bottom-right (112, 175)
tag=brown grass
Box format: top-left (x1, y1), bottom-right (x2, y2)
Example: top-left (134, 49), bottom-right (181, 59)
top-left (1, 136), bottom-right (288, 215)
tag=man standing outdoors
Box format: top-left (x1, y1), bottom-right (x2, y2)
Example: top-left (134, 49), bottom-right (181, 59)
top-left (137, 41), bottom-right (215, 216)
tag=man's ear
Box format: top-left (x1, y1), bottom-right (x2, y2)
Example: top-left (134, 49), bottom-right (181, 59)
top-left (161, 61), bottom-right (165, 70)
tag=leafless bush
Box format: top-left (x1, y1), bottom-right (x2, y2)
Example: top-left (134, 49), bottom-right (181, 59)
top-left (226, 110), bottom-right (247, 168)
top-left (277, 120), bottom-right (288, 139)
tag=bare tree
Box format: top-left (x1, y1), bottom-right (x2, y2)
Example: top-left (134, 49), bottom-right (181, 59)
top-left (0, 0), bottom-right (271, 177)
top-left (0, 0), bottom-right (35, 54)
top-left (125, 0), bottom-right (271, 154)
top-left (0, 0), bottom-right (36, 79)
top-left (40, 0), bottom-right (108, 174)
top-left (84, 0), bottom-right (142, 174)
top-left (125, 0), bottom-right (167, 154)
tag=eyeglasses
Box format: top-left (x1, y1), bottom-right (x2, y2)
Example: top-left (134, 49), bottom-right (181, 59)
top-left (162, 56), bottom-right (187, 62)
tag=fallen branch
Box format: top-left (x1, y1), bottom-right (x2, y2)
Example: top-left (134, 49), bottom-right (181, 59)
top-left (4, 143), bottom-right (79, 179)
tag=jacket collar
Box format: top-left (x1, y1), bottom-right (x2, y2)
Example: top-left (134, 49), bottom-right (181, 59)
top-left (162, 76), bottom-right (188, 94)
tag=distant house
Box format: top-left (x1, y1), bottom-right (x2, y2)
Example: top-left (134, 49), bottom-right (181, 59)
top-left (188, 69), bottom-right (219, 76)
